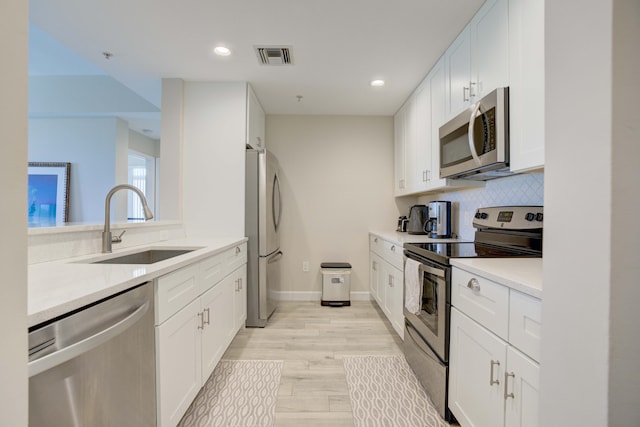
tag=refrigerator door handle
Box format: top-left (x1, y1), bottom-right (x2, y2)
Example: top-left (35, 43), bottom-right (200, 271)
top-left (272, 173), bottom-right (282, 231)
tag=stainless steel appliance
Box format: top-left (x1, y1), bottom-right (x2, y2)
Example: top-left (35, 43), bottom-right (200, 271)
top-left (425, 201), bottom-right (452, 238)
top-left (246, 148), bottom-right (282, 327)
top-left (403, 206), bottom-right (543, 422)
top-left (396, 216), bottom-right (408, 232)
top-left (407, 205), bottom-right (429, 235)
top-left (439, 87), bottom-right (511, 180)
top-left (28, 282), bottom-right (156, 426)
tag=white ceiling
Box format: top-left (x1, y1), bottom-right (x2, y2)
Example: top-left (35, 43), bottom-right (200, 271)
top-left (29, 0), bottom-right (484, 136)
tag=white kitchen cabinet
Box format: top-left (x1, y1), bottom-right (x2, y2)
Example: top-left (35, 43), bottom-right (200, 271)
top-left (408, 79), bottom-right (432, 194)
top-left (369, 252), bottom-right (383, 306)
top-left (427, 56), bottom-right (448, 189)
top-left (394, 101), bottom-right (409, 196)
top-left (232, 266), bottom-right (247, 330)
top-left (449, 267), bottom-right (541, 427)
top-left (156, 298), bottom-right (202, 427)
top-left (508, 0), bottom-right (545, 172)
top-left (155, 243), bottom-right (247, 427)
top-left (445, 0), bottom-right (509, 120)
top-left (369, 234), bottom-right (404, 339)
top-left (246, 84), bottom-right (266, 149)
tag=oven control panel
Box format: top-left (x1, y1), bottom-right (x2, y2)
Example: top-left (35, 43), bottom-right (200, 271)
top-left (473, 206), bottom-right (543, 230)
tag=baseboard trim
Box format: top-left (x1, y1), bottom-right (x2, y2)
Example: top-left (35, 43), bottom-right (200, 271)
top-left (273, 291), bottom-right (371, 302)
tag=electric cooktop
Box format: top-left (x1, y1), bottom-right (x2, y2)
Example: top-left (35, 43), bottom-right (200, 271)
top-left (404, 206), bottom-right (544, 265)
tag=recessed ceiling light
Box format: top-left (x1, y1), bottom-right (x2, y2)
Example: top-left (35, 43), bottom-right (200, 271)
top-left (214, 46), bottom-right (231, 56)
top-left (370, 79), bottom-right (385, 87)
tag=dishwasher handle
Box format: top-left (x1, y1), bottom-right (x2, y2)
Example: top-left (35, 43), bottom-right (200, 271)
top-left (28, 300), bottom-right (150, 378)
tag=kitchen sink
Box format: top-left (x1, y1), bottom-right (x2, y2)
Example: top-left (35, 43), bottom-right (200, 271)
top-left (89, 248), bottom-right (200, 265)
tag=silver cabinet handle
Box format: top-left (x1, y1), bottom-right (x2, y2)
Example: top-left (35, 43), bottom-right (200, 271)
top-left (235, 246), bottom-right (241, 255)
top-left (374, 238), bottom-right (378, 243)
top-left (504, 371), bottom-right (515, 399)
top-left (239, 278), bottom-right (243, 290)
top-left (197, 312), bottom-right (204, 330)
top-left (467, 278), bottom-right (481, 292)
top-left (490, 360), bottom-right (501, 386)
top-left (388, 275), bottom-right (394, 287)
top-left (391, 245), bottom-right (396, 252)
top-left (203, 308), bottom-right (210, 326)
top-left (372, 261), bottom-right (377, 272)
top-left (470, 81), bottom-right (477, 98)
top-left (463, 86), bottom-right (470, 102)
top-left (235, 279), bottom-right (239, 292)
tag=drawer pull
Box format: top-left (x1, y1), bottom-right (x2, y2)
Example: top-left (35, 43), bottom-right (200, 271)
top-left (391, 245), bottom-right (396, 252)
top-left (490, 360), bottom-right (501, 386)
top-left (374, 238), bottom-right (378, 243)
top-left (467, 278), bottom-right (481, 292)
top-left (235, 246), bottom-right (241, 255)
top-left (504, 371), bottom-right (515, 399)
top-left (197, 312), bottom-right (204, 330)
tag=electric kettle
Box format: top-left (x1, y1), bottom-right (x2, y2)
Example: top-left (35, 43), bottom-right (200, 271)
top-left (407, 205), bottom-right (429, 234)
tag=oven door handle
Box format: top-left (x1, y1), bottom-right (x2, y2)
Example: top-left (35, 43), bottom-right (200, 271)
top-left (418, 263), bottom-right (445, 278)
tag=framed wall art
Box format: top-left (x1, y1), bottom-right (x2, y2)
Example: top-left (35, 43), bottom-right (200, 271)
top-left (28, 162), bottom-right (71, 226)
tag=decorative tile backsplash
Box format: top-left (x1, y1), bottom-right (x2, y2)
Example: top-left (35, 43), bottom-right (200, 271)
top-left (418, 172), bottom-right (544, 240)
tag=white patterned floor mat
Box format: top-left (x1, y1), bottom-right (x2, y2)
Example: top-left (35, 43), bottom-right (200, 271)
top-left (178, 359), bottom-right (283, 427)
top-left (343, 355), bottom-right (449, 427)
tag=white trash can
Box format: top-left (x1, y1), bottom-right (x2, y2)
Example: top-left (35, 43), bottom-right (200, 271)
top-left (320, 262), bottom-right (351, 307)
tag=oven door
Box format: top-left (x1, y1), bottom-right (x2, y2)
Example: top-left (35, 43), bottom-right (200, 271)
top-left (403, 252), bottom-right (450, 362)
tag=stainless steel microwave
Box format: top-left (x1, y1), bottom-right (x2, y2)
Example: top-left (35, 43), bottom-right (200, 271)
top-left (439, 87), bottom-right (512, 180)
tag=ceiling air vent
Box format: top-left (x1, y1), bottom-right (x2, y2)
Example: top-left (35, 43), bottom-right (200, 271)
top-left (254, 46), bottom-right (293, 65)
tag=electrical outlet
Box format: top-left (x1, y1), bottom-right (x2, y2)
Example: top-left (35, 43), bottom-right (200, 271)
top-left (302, 261), bottom-right (310, 272)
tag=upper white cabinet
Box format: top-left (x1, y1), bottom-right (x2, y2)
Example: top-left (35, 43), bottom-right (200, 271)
top-left (246, 84), bottom-right (266, 149)
top-left (394, 101), bottom-right (410, 195)
top-left (508, 0), bottom-right (545, 172)
top-left (445, 0), bottom-right (509, 120)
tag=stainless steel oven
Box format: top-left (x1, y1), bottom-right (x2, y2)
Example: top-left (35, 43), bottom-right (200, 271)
top-left (403, 251), bottom-right (452, 421)
top-left (403, 205), bottom-right (544, 423)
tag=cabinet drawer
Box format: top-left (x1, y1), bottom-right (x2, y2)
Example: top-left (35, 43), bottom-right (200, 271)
top-left (382, 240), bottom-right (403, 270)
top-left (369, 235), bottom-right (385, 257)
top-left (509, 290), bottom-right (542, 362)
top-left (199, 252), bottom-right (227, 294)
top-left (451, 268), bottom-right (509, 340)
top-left (155, 264), bottom-right (200, 325)
top-left (226, 243), bottom-right (247, 275)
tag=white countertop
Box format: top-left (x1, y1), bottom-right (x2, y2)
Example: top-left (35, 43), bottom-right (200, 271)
top-left (450, 258), bottom-right (543, 299)
top-left (28, 237), bottom-right (247, 328)
top-left (369, 230), bottom-right (463, 246)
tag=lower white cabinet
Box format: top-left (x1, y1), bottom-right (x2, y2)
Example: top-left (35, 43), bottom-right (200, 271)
top-left (369, 234), bottom-right (404, 339)
top-left (449, 267), bottom-right (540, 427)
top-left (155, 244), bottom-right (247, 427)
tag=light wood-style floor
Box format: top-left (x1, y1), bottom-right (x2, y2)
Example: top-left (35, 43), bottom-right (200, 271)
top-left (221, 300), bottom-right (405, 427)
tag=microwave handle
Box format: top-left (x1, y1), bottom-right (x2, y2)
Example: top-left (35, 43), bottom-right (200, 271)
top-left (468, 102), bottom-right (483, 165)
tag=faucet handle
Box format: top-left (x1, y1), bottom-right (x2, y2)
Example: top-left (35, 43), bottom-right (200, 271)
top-left (112, 230), bottom-right (126, 244)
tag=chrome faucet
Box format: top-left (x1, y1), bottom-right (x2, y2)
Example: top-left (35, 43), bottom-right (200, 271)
top-left (102, 184), bottom-right (154, 253)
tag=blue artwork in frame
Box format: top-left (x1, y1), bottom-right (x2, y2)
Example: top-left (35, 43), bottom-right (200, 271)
top-left (28, 162), bottom-right (70, 226)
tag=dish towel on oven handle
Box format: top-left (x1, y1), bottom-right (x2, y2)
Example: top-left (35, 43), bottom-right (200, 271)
top-left (404, 258), bottom-right (422, 315)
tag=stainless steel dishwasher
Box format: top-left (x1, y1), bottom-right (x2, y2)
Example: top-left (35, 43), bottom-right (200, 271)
top-left (28, 282), bottom-right (156, 426)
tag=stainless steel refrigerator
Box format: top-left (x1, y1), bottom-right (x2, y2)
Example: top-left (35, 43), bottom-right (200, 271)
top-left (245, 149), bottom-right (282, 327)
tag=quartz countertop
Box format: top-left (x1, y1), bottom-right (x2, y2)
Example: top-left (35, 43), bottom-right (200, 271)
top-left (28, 237), bottom-right (247, 328)
top-left (369, 230), bottom-right (463, 246)
top-left (450, 258), bottom-right (543, 299)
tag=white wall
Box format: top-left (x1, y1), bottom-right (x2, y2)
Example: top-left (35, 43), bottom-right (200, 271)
top-left (266, 115), bottom-right (398, 296)
top-left (28, 117), bottom-right (128, 223)
top-left (609, 1), bottom-right (640, 424)
top-left (129, 130), bottom-right (160, 158)
top-left (159, 78), bottom-right (184, 221)
top-left (0, 0), bottom-right (28, 423)
top-left (542, 0), bottom-right (640, 425)
top-left (182, 82), bottom-right (246, 238)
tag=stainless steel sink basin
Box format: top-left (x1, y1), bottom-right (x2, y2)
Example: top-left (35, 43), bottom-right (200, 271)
top-left (91, 249), bottom-right (198, 265)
